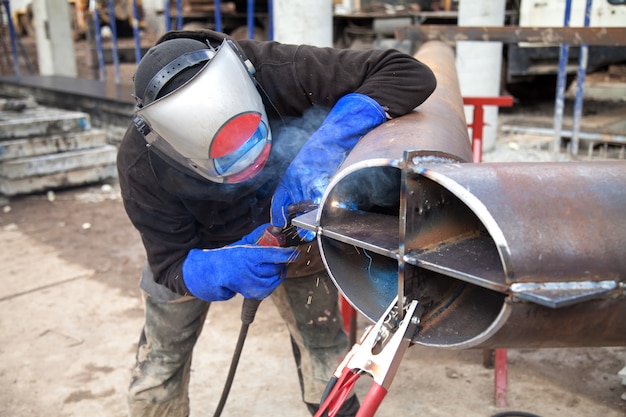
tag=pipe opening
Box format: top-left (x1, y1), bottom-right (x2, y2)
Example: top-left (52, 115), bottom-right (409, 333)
top-left (318, 163), bottom-right (509, 348)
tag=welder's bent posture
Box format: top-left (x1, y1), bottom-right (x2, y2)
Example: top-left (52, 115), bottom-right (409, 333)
top-left (117, 29), bottom-right (436, 417)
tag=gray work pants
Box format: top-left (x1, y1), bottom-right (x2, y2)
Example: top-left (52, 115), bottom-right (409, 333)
top-left (127, 250), bottom-right (350, 417)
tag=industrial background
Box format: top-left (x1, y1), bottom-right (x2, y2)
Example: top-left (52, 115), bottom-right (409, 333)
top-left (0, 1), bottom-right (625, 417)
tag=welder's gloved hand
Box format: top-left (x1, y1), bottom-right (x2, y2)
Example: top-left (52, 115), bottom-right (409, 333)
top-left (271, 93), bottom-right (386, 241)
top-left (182, 224), bottom-right (298, 302)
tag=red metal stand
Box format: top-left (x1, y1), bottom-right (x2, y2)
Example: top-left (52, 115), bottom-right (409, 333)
top-left (494, 348), bottom-right (508, 407)
top-left (340, 296), bottom-right (358, 346)
top-left (463, 96), bottom-right (514, 162)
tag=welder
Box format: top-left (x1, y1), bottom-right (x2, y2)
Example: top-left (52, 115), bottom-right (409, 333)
top-left (116, 28), bottom-right (436, 417)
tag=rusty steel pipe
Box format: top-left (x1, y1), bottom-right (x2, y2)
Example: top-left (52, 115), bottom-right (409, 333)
top-left (294, 42), bottom-right (626, 350)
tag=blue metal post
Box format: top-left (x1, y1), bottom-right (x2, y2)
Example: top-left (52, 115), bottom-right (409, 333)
top-left (176, 0), bottom-right (183, 29)
top-left (247, 0), bottom-right (254, 39)
top-left (132, 0), bottom-right (142, 63)
top-left (215, 0), bottom-right (222, 32)
top-left (107, 0), bottom-right (121, 84)
top-left (267, 0), bottom-right (273, 40)
top-left (90, 0), bottom-right (106, 81)
top-left (552, 0), bottom-right (572, 153)
top-left (571, 0), bottom-right (593, 156)
top-left (2, 0), bottom-right (21, 76)
top-left (164, 0), bottom-right (171, 32)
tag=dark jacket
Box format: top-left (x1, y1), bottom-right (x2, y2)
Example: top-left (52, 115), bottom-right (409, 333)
top-left (117, 29), bottom-right (436, 296)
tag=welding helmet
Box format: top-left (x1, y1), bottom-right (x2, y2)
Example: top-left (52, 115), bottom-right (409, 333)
top-left (132, 37), bottom-right (272, 183)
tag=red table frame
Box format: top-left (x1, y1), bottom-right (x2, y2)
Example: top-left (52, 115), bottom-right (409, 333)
top-left (463, 96), bottom-right (514, 163)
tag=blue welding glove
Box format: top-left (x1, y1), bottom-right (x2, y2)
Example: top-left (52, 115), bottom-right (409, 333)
top-left (182, 224), bottom-right (298, 301)
top-left (271, 93), bottom-right (387, 240)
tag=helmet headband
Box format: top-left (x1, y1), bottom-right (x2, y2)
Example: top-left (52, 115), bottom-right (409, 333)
top-left (138, 48), bottom-right (216, 107)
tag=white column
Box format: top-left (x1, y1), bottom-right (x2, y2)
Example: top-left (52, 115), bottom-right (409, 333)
top-left (456, 0), bottom-right (506, 153)
top-left (33, 0), bottom-right (77, 76)
top-left (141, 0), bottom-right (162, 36)
top-left (273, 0), bottom-right (333, 47)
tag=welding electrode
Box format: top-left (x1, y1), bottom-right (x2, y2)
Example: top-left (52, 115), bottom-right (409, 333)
top-left (212, 202), bottom-right (316, 417)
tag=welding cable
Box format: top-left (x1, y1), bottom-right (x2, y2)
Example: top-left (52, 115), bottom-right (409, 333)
top-left (212, 204), bottom-right (312, 416)
top-left (212, 298), bottom-right (262, 417)
top-left (491, 412), bottom-right (542, 417)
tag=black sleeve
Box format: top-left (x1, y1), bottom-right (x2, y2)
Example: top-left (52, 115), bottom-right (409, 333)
top-left (117, 127), bottom-right (197, 296)
top-left (239, 40), bottom-right (436, 118)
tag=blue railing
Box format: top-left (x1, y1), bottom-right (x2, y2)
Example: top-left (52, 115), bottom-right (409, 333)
top-left (2, 0), bottom-right (273, 82)
top-left (2, 0), bottom-right (23, 77)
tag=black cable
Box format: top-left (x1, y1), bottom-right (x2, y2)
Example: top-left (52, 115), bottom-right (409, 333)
top-left (212, 298), bottom-right (262, 417)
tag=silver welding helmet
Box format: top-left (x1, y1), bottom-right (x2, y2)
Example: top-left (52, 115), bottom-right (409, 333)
top-left (133, 38), bottom-right (271, 183)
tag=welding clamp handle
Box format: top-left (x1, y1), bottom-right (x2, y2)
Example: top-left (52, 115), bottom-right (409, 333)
top-left (356, 383), bottom-right (387, 417)
top-left (315, 367), bottom-right (361, 417)
top-left (316, 364), bottom-right (386, 417)
top-left (316, 358), bottom-right (387, 417)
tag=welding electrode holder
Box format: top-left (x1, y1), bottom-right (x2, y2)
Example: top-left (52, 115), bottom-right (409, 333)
top-left (255, 225), bottom-right (287, 247)
top-left (257, 199), bottom-right (318, 247)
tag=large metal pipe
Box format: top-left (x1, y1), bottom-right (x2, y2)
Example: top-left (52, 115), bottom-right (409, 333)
top-left (294, 42), bottom-right (626, 349)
